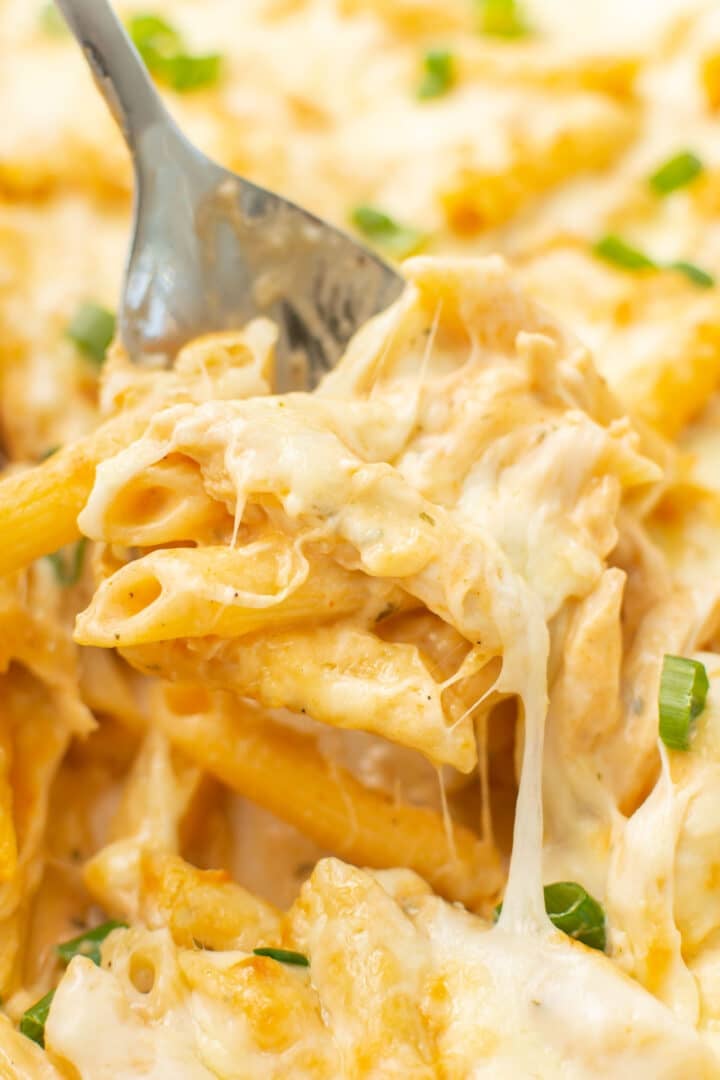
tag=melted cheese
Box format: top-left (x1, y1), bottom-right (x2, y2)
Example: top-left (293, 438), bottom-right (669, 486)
top-left (52, 255), bottom-right (705, 1075)
top-left (5, 0), bottom-right (720, 1075)
top-left (44, 862), bottom-right (717, 1078)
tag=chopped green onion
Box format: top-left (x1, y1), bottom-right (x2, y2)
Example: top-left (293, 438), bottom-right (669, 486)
top-left (649, 151), bottom-right (703, 196)
top-left (418, 49), bottom-right (455, 100)
top-left (66, 302), bottom-right (115, 365)
top-left (659, 654), bottom-right (709, 750)
top-left (56, 920), bottom-right (127, 967)
top-left (159, 52), bottom-right (222, 92)
top-left (543, 882), bottom-right (606, 951)
top-left (127, 13), bottom-right (182, 55)
top-left (129, 13), bottom-right (222, 92)
top-left (351, 205), bottom-right (426, 259)
top-left (45, 538), bottom-right (87, 587)
top-left (477, 0), bottom-right (530, 38)
top-left (668, 261), bottom-right (715, 289)
top-left (19, 990), bottom-right (54, 1048)
top-left (495, 881), bottom-right (606, 951)
top-left (253, 947), bottom-right (309, 967)
top-left (592, 234), bottom-right (657, 272)
top-left (38, 1), bottom-right (66, 36)
top-left (593, 236), bottom-right (714, 289)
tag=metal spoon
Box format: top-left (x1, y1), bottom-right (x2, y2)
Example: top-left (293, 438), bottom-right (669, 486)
top-left (55, 0), bottom-right (404, 390)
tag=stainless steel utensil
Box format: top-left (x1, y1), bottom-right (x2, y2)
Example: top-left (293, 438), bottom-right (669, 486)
top-left (55, 0), bottom-right (404, 389)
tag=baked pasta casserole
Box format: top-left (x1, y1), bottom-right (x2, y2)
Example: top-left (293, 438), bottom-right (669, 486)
top-left (2, 0), bottom-right (720, 1075)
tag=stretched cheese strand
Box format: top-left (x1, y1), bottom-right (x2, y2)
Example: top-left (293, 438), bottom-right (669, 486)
top-left (494, 591), bottom-right (551, 934)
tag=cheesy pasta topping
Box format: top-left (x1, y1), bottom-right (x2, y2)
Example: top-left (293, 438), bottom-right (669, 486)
top-left (2, 0), bottom-right (720, 1076)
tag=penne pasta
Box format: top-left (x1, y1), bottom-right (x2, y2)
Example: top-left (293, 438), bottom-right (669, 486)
top-left (138, 851), bottom-right (281, 952)
top-left (151, 683), bottom-right (501, 910)
top-left (6, 6), bottom-right (720, 1066)
top-left (86, 452), bottom-right (233, 547)
top-left (76, 543), bottom-right (402, 648)
top-left (0, 411), bottom-right (147, 576)
top-left (123, 623), bottom-right (476, 772)
top-left (0, 316), bottom-right (279, 577)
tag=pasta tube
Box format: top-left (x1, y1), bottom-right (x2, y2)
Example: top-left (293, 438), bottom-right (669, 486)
top-left (0, 411), bottom-right (147, 576)
top-left (138, 851), bottom-right (281, 952)
top-left (124, 622), bottom-right (476, 771)
top-left (76, 543), bottom-right (401, 647)
top-left (152, 683), bottom-right (501, 909)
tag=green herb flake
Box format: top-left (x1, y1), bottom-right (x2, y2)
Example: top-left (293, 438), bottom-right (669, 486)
top-left (129, 13), bottom-right (222, 92)
top-left (253, 947), bottom-right (309, 967)
top-left (45, 538), bottom-right (87, 587)
top-left (66, 302), bottom-right (116, 365)
top-left (592, 234), bottom-right (657, 272)
top-left (418, 49), bottom-right (455, 100)
top-left (419, 511), bottom-right (436, 525)
top-left (162, 52), bottom-right (222, 91)
top-left (668, 260), bottom-right (715, 289)
top-left (128, 13), bottom-right (182, 55)
top-left (593, 237), bottom-right (715, 289)
top-left (19, 990), bottom-right (55, 1048)
top-left (477, 0), bottom-right (531, 39)
top-left (56, 920), bottom-right (127, 968)
top-left (351, 205), bottom-right (426, 259)
top-left (543, 882), bottom-right (606, 951)
top-left (659, 654), bottom-right (709, 751)
top-left (38, 2), bottom-right (66, 37)
top-left (649, 151), bottom-right (703, 196)
top-left (495, 881), bottom-right (606, 951)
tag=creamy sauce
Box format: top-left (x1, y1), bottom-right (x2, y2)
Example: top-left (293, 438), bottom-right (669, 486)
top-left (4, 0), bottom-right (720, 1075)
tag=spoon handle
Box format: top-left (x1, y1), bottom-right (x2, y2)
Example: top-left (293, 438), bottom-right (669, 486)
top-left (54, 0), bottom-right (172, 155)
